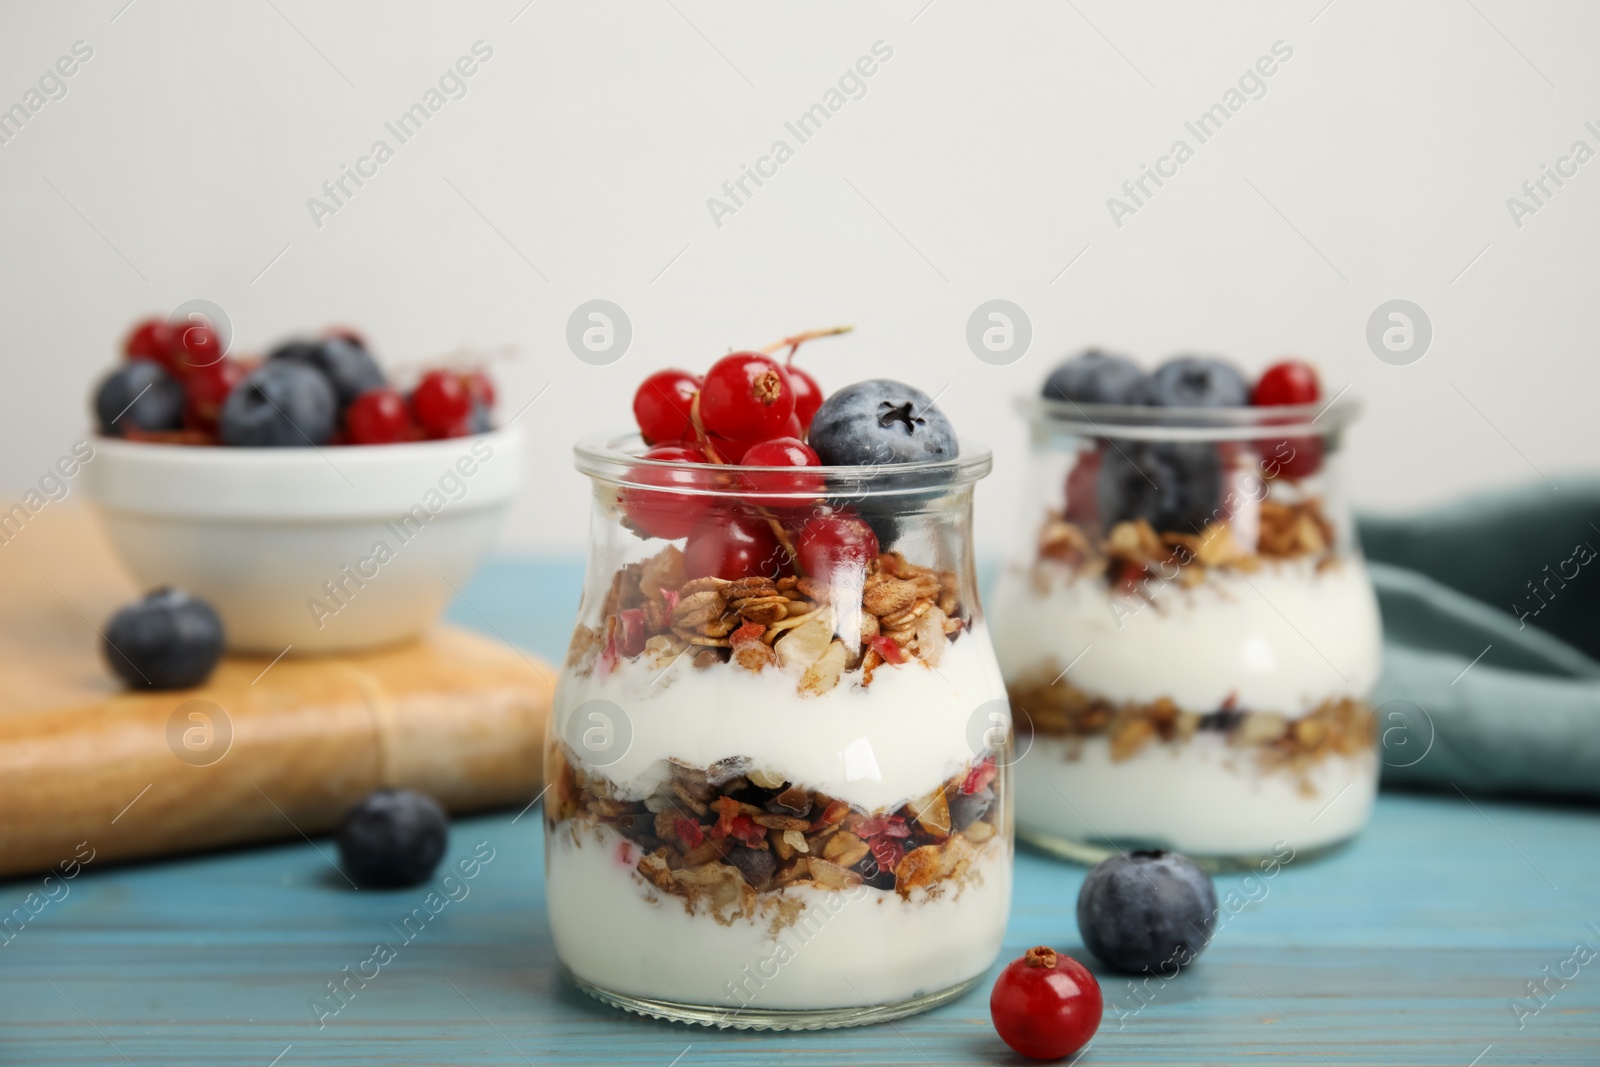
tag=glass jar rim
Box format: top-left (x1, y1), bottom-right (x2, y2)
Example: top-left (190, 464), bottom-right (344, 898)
top-left (574, 432), bottom-right (993, 498)
top-left (1017, 392), bottom-right (1361, 441)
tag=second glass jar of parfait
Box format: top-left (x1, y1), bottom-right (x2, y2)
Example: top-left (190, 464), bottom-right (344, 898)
top-left (989, 397), bottom-right (1382, 867)
top-left (544, 438), bottom-right (1012, 1029)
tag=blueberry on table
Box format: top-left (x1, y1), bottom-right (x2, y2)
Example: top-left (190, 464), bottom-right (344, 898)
top-left (102, 588), bottom-right (224, 689)
top-left (337, 789), bottom-right (449, 889)
top-left (1041, 349), bottom-right (1146, 405)
top-left (1097, 441), bottom-right (1222, 533)
top-left (270, 337), bottom-right (385, 407)
top-left (219, 360), bottom-right (338, 446)
top-left (94, 362), bottom-right (185, 436)
top-left (808, 379), bottom-right (958, 466)
top-left (1077, 849), bottom-right (1218, 974)
top-left (1140, 356), bottom-right (1250, 408)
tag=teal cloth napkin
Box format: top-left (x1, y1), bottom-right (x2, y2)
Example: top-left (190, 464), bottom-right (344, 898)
top-left (1358, 479), bottom-right (1600, 801)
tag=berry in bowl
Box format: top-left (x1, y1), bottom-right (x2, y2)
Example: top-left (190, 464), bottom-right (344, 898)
top-left (84, 316), bottom-right (520, 653)
top-left (989, 351), bottom-right (1381, 867)
top-left (545, 329), bottom-right (1013, 1029)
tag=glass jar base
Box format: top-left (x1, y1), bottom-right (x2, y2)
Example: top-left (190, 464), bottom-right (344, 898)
top-left (563, 966), bottom-right (982, 1031)
top-left (1016, 825), bottom-right (1356, 874)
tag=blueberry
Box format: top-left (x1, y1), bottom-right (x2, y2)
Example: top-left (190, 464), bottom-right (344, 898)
top-left (726, 845), bottom-right (776, 889)
top-left (337, 788), bottom-right (449, 889)
top-left (1077, 849), bottom-right (1218, 975)
top-left (852, 853), bottom-right (898, 891)
top-left (219, 360), bottom-right (338, 447)
top-left (949, 788), bottom-right (994, 831)
top-left (1097, 441), bottom-right (1222, 533)
top-left (1140, 356), bottom-right (1250, 408)
top-left (808, 379), bottom-right (958, 466)
top-left (468, 402), bottom-right (492, 435)
top-left (94, 362), bottom-right (184, 436)
top-left (102, 588), bottom-right (224, 689)
top-left (270, 337), bottom-right (385, 408)
top-left (1041, 349), bottom-right (1145, 405)
top-left (1198, 708), bottom-right (1246, 733)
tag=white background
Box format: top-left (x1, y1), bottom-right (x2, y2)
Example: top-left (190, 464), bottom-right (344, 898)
top-left (2, 0), bottom-right (1596, 555)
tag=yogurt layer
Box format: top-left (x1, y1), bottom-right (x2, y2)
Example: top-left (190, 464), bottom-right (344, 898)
top-left (991, 559), bottom-right (1382, 716)
top-left (552, 623), bottom-right (1009, 811)
top-left (548, 824), bottom-right (1010, 1011)
top-left (1017, 733), bottom-right (1377, 855)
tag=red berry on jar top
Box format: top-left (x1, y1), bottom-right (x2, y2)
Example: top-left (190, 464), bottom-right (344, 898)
top-left (619, 445), bottom-right (714, 541)
top-left (411, 369), bottom-right (472, 436)
top-left (795, 513), bottom-right (878, 583)
top-left (1252, 359), bottom-right (1320, 406)
top-left (683, 511), bottom-right (786, 581)
top-left (698, 352), bottom-right (794, 444)
top-left (786, 363), bottom-right (824, 432)
top-left (990, 946), bottom-right (1102, 1061)
top-left (346, 388), bottom-right (414, 445)
top-left (739, 436), bottom-right (822, 507)
top-left (634, 368), bottom-right (702, 445)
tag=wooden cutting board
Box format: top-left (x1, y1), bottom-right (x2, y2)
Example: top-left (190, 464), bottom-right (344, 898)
top-left (0, 503), bottom-right (552, 878)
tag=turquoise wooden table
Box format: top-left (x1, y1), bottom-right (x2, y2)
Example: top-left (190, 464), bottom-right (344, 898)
top-left (4, 561), bottom-right (1598, 1067)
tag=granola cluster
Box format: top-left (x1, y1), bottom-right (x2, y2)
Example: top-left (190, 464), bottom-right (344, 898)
top-left (567, 544), bottom-right (968, 696)
top-left (547, 746), bottom-right (1003, 926)
top-left (1036, 497), bottom-right (1337, 592)
top-left (1008, 671), bottom-right (1375, 794)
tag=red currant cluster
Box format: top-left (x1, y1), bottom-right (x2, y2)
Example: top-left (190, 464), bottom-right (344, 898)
top-left (345, 368), bottom-right (495, 445)
top-left (621, 331), bottom-right (875, 584)
top-left (108, 315), bottom-right (496, 446)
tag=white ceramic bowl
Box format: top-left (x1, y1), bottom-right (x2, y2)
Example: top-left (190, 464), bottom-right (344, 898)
top-left (83, 427), bottom-right (522, 654)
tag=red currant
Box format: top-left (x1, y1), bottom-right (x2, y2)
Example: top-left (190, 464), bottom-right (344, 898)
top-left (683, 511), bottom-right (786, 581)
top-left (740, 436), bottom-right (822, 507)
top-left (794, 513), bottom-right (879, 583)
top-left (787, 364), bottom-right (823, 432)
top-left (1063, 447), bottom-right (1101, 527)
top-left (620, 445), bottom-right (716, 541)
top-left (990, 946), bottom-right (1102, 1061)
top-left (170, 318), bottom-right (223, 375)
top-left (411, 370), bottom-right (472, 436)
top-left (346, 388), bottom-right (414, 445)
top-left (124, 317), bottom-right (176, 371)
top-left (698, 353), bottom-right (794, 444)
top-left (1253, 361), bottom-right (1323, 478)
top-left (633, 368), bottom-right (701, 444)
top-left (183, 357), bottom-right (246, 433)
top-left (1263, 435), bottom-right (1324, 480)
top-left (1252, 359), bottom-right (1320, 406)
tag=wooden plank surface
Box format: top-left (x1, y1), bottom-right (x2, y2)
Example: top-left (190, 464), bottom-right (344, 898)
top-left (2, 560), bottom-right (1597, 1066)
top-left (0, 507), bottom-right (552, 877)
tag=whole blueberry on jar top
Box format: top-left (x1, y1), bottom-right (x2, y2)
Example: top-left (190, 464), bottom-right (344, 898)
top-left (219, 360), bottom-right (338, 446)
top-left (808, 379), bottom-right (958, 466)
top-left (1041, 349), bottom-right (1146, 405)
top-left (1077, 849), bottom-right (1218, 974)
top-left (102, 588), bottom-right (225, 689)
top-left (1140, 356), bottom-right (1250, 408)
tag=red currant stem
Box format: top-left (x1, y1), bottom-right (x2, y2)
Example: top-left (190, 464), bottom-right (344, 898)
top-left (758, 325), bottom-right (854, 361)
top-left (686, 393), bottom-right (805, 574)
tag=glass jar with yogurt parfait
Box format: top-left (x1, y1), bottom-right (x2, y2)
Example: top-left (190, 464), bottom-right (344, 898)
top-left (545, 436), bottom-right (1012, 1029)
top-left (989, 385), bottom-right (1382, 868)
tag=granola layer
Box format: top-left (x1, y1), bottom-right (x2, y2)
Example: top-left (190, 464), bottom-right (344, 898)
top-left (546, 746), bottom-right (1003, 928)
top-left (567, 544), bottom-right (968, 697)
top-left (1008, 672), bottom-right (1375, 795)
top-left (1034, 496), bottom-right (1337, 595)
